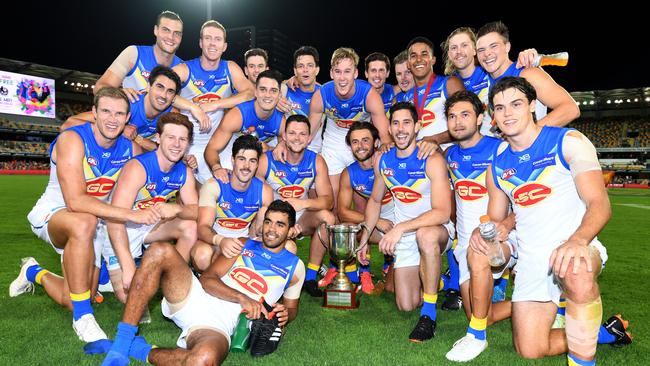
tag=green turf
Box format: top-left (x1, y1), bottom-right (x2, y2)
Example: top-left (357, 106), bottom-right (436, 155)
top-left (0, 176), bottom-right (647, 365)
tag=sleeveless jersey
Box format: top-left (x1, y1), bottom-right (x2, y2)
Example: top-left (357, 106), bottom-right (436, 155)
top-left (320, 79), bottom-right (372, 149)
top-left (379, 147), bottom-right (431, 225)
top-left (403, 75), bottom-right (450, 142)
top-left (131, 150), bottom-right (187, 210)
top-left (213, 176), bottom-right (263, 238)
top-left (128, 96), bottom-right (172, 139)
top-left (264, 150), bottom-right (317, 202)
top-left (179, 58), bottom-right (235, 147)
top-left (492, 126), bottom-right (591, 259)
top-left (123, 45), bottom-right (183, 92)
top-left (380, 85), bottom-right (395, 113)
top-left (347, 161), bottom-right (394, 220)
top-left (221, 239), bottom-right (300, 303)
top-left (446, 136), bottom-right (501, 246)
top-left (285, 85), bottom-right (320, 116)
top-left (237, 99), bottom-right (283, 145)
top-left (456, 67), bottom-right (494, 137)
top-left (488, 63), bottom-right (547, 120)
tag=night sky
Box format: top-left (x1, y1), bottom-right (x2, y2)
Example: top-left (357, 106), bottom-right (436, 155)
top-left (5, 0), bottom-right (647, 93)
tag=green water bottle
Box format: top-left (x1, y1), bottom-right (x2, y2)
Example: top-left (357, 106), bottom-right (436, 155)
top-left (230, 312), bottom-right (251, 352)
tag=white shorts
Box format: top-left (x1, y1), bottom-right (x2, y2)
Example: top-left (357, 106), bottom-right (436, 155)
top-left (219, 138), bottom-right (236, 171)
top-left (455, 231), bottom-right (518, 285)
top-left (512, 239), bottom-right (607, 306)
top-left (188, 144), bottom-right (212, 184)
top-left (161, 275), bottom-right (241, 348)
top-left (28, 202), bottom-right (103, 268)
top-left (321, 143), bottom-right (354, 176)
top-left (393, 222), bottom-right (455, 269)
top-left (307, 125), bottom-right (323, 153)
top-left (101, 222), bottom-right (155, 271)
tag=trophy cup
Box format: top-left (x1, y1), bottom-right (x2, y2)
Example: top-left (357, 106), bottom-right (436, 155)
top-left (317, 222), bottom-right (369, 309)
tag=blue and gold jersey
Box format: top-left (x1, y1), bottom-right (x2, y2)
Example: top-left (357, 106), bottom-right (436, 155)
top-left (265, 150), bottom-right (317, 202)
top-left (221, 239), bottom-right (300, 303)
top-left (131, 151), bottom-right (187, 209)
top-left (403, 75), bottom-right (450, 141)
top-left (487, 63), bottom-right (547, 121)
top-left (347, 161), bottom-right (394, 219)
top-left (285, 85), bottom-right (320, 116)
top-left (237, 99), bottom-right (283, 144)
top-left (447, 136), bottom-right (501, 245)
top-left (214, 176), bottom-right (263, 238)
top-left (379, 147), bottom-right (431, 224)
top-left (128, 96), bottom-right (172, 139)
top-left (380, 85), bottom-right (395, 113)
top-left (123, 45), bottom-right (183, 92)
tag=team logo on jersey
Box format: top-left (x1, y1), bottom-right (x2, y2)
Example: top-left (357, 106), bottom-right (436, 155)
top-left (355, 184), bottom-right (366, 192)
top-left (420, 110), bottom-right (436, 128)
top-left (455, 180), bottom-right (487, 201)
top-left (382, 168), bottom-right (394, 177)
top-left (136, 196), bottom-right (166, 209)
top-left (278, 185), bottom-right (305, 198)
top-left (336, 119), bottom-right (356, 129)
top-left (449, 161), bottom-right (459, 170)
top-left (87, 156), bottom-right (98, 167)
top-left (217, 218), bottom-right (249, 230)
top-left (193, 79), bottom-right (206, 88)
top-left (501, 168), bottom-right (517, 180)
top-left (391, 186), bottom-right (422, 203)
top-left (381, 191), bottom-right (393, 205)
top-left (242, 249), bottom-right (254, 258)
top-left (513, 183), bottom-right (552, 206)
top-left (275, 170), bottom-right (287, 178)
top-left (219, 201), bottom-right (231, 210)
top-left (145, 182), bottom-right (157, 191)
top-left (86, 177), bottom-right (115, 197)
top-left (142, 71), bottom-right (151, 80)
top-left (229, 267), bottom-right (268, 296)
top-left (193, 92), bottom-right (222, 104)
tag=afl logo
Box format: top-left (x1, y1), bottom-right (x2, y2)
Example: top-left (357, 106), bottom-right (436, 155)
top-left (193, 79), bottom-right (206, 88)
top-left (391, 186), bottom-right (422, 203)
top-left (87, 156), bottom-right (98, 167)
top-left (501, 168), bottom-right (517, 180)
top-left (420, 110), bottom-right (436, 128)
top-left (142, 71), bottom-right (150, 79)
top-left (513, 183), bottom-right (551, 207)
top-left (455, 180), bottom-right (487, 201)
top-left (145, 183), bottom-right (156, 191)
top-left (355, 184), bottom-right (366, 192)
top-left (219, 201), bottom-right (231, 210)
top-left (382, 168), bottom-right (394, 177)
top-left (278, 185), bottom-right (305, 198)
top-left (449, 161), bottom-right (459, 170)
top-left (229, 267), bottom-right (268, 296)
top-left (242, 249), bottom-right (254, 258)
top-left (275, 170), bottom-right (287, 178)
top-left (217, 218), bottom-right (249, 230)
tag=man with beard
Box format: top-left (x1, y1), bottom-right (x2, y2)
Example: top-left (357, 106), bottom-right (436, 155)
top-left (10, 88), bottom-right (160, 342)
top-left (100, 200), bottom-right (304, 365)
top-left (191, 135), bottom-right (274, 272)
top-left (205, 70), bottom-right (286, 174)
top-left (256, 115), bottom-right (336, 297)
top-left (361, 102), bottom-right (454, 342)
top-left (173, 20), bottom-right (254, 184)
top-left (338, 122), bottom-right (395, 294)
top-left (103, 113), bottom-right (199, 304)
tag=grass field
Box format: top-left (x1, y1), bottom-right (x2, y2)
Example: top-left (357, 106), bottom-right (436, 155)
top-left (0, 176), bottom-right (647, 365)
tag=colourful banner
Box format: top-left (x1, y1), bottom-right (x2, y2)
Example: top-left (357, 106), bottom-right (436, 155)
top-left (0, 71), bottom-right (56, 118)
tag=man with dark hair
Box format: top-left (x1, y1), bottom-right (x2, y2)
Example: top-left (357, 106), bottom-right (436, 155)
top-left (282, 46), bottom-right (322, 152)
top-left (393, 50), bottom-right (414, 102)
top-left (103, 112), bottom-right (198, 305)
top-left (101, 199), bottom-right (304, 365)
top-left (361, 101), bottom-right (454, 342)
top-left (192, 134), bottom-right (274, 271)
top-left (476, 21), bottom-right (579, 127)
top-left (63, 66), bottom-right (203, 152)
top-left (205, 69), bottom-right (286, 175)
top-left (337, 121), bottom-right (395, 293)
top-left (403, 36), bottom-right (465, 150)
top-left (11, 87), bottom-right (160, 342)
top-left (474, 76), bottom-right (629, 364)
top-left (257, 114), bottom-right (336, 297)
top-left (244, 48), bottom-right (270, 83)
top-left (364, 52), bottom-right (400, 112)
top-left (173, 20), bottom-right (255, 184)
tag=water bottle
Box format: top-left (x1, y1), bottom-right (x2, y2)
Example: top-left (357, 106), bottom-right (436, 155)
top-left (230, 312), bottom-right (251, 352)
top-left (478, 215), bottom-right (506, 267)
top-left (533, 52), bottom-right (569, 67)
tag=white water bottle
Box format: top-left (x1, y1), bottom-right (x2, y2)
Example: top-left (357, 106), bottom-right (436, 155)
top-left (479, 215), bottom-right (506, 267)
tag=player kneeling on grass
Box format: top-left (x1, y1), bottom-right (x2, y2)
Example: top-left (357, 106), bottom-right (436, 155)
top-left (92, 200), bottom-right (304, 365)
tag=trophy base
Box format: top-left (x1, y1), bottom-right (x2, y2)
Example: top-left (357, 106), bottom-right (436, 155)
top-left (323, 285), bottom-right (360, 309)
